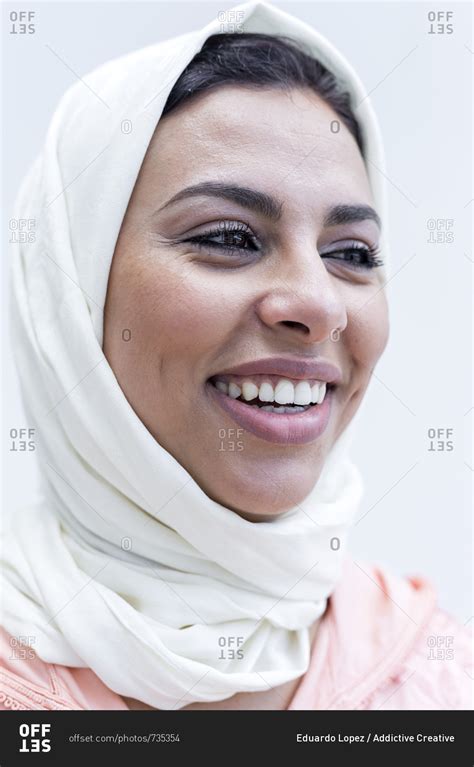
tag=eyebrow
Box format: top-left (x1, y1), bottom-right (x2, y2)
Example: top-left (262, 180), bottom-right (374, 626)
top-left (156, 181), bottom-right (381, 229)
top-left (157, 182), bottom-right (283, 221)
top-left (323, 204), bottom-right (381, 229)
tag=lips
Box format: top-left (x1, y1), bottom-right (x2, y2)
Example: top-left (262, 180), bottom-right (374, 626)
top-left (207, 356), bottom-right (340, 445)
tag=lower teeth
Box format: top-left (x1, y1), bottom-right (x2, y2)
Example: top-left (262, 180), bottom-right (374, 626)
top-left (251, 403), bottom-right (312, 414)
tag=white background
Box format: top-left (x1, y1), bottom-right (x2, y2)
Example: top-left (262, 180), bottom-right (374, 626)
top-left (2, 0), bottom-right (472, 621)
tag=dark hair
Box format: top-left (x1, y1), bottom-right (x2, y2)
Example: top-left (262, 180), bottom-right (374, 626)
top-left (162, 33), bottom-right (363, 154)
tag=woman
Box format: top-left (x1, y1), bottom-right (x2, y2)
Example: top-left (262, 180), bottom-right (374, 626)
top-left (1, 2), bottom-right (471, 711)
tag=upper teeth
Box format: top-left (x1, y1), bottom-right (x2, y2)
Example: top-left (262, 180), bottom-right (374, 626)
top-left (214, 378), bottom-right (327, 405)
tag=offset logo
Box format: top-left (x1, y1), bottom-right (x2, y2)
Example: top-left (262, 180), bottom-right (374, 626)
top-left (19, 723), bottom-right (52, 753)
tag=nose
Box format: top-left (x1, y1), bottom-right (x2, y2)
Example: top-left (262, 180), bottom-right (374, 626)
top-left (256, 246), bottom-right (347, 343)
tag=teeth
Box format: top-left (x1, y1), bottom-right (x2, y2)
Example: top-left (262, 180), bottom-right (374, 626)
top-left (311, 383), bottom-right (320, 404)
top-left (258, 382), bottom-right (274, 402)
top-left (294, 381), bottom-right (312, 406)
top-left (228, 382), bottom-right (241, 399)
top-left (274, 379), bottom-right (295, 405)
top-left (213, 377), bottom-right (328, 406)
top-left (317, 382), bottom-right (326, 405)
top-left (242, 381), bottom-right (259, 401)
top-left (260, 404), bottom-right (307, 414)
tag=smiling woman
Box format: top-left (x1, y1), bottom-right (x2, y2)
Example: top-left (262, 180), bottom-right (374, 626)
top-left (1, 1), bottom-right (471, 714)
top-left (103, 34), bottom-right (388, 521)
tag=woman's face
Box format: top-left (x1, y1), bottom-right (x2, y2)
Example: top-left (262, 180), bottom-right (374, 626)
top-left (103, 86), bottom-right (389, 520)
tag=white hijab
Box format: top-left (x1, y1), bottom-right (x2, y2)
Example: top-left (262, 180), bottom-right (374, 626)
top-left (2, 1), bottom-right (388, 709)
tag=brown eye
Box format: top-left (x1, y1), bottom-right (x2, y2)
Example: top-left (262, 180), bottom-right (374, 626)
top-left (322, 243), bottom-right (383, 270)
top-left (185, 222), bottom-right (260, 255)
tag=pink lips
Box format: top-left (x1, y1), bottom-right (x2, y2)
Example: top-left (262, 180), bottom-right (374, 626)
top-left (207, 356), bottom-right (340, 446)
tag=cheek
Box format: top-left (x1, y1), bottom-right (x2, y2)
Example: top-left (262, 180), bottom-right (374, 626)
top-left (117, 256), bottom-right (244, 368)
top-left (345, 288), bottom-right (389, 373)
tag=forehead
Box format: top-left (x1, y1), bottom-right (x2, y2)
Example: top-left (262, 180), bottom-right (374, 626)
top-left (143, 86), bottom-right (373, 212)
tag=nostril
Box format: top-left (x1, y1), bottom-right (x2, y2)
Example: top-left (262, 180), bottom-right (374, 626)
top-left (280, 320), bottom-right (310, 333)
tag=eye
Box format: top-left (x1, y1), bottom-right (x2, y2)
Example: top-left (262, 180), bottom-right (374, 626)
top-left (322, 241), bottom-right (383, 270)
top-left (184, 221), bottom-right (260, 256)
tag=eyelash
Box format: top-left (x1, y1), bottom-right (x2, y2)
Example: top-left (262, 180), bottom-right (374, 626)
top-left (324, 242), bottom-right (383, 269)
top-left (184, 222), bottom-right (383, 270)
top-left (185, 222), bottom-right (259, 254)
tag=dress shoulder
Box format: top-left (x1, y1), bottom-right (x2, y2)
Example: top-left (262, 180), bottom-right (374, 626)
top-left (0, 627), bottom-right (126, 710)
top-left (364, 606), bottom-right (473, 710)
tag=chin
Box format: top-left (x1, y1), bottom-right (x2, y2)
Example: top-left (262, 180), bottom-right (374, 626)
top-left (205, 457), bottom-right (325, 520)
